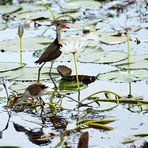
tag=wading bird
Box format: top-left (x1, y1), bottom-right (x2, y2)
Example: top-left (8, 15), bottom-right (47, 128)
top-left (35, 22), bottom-right (69, 88)
top-left (23, 83), bottom-right (48, 99)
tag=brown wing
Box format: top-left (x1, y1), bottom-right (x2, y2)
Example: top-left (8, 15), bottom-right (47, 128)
top-left (26, 83), bottom-right (47, 96)
top-left (35, 39), bottom-right (62, 64)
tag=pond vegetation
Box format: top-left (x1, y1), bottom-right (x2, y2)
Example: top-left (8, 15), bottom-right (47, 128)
top-left (0, 0), bottom-right (148, 147)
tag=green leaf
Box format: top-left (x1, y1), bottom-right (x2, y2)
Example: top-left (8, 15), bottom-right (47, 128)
top-left (0, 37), bottom-right (51, 52)
top-left (61, 0), bottom-right (101, 10)
top-left (112, 55), bottom-right (148, 70)
top-left (121, 138), bottom-right (138, 144)
top-left (98, 69), bottom-right (148, 83)
top-left (78, 49), bottom-right (127, 64)
top-left (79, 119), bottom-right (116, 124)
top-left (0, 5), bottom-right (22, 15)
top-left (134, 133), bottom-right (148, 137)
top-left (0, 67), bottom-right (57, 81)
top-left (0, 62), bottom-right (26, 73)
top-left (85, 122), bottom-right (113, 131)
top-left (59, 79), bottom-right (84, 90)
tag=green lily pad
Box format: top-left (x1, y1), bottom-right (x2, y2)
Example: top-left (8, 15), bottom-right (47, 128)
top-left (0, 37), bottom-right (51, 52)
top-left (59, 79), bottom-right (84, 90)
top-left (9, 82), bottom-right (32, 93)
top-left (98, 69), bottom-right (148, 83)
top-left (0, 5), bottom-right (22, 15)
top-left (61, 0), bottom-right (101, 10)
top-left (0, 62), bottom-right (26, 72)
top-left (86, 31), bottom-right (127, 45)
top-left (16, 9), bottom-right (51, 21)
top-left (67, 20), bottom-right (97, 31)
top-left (78, 49), bottom-right (127, 64)
top-left (112, 55), bottom-right (148, 69)
top-left (0, 67), bottom-right (58, 81)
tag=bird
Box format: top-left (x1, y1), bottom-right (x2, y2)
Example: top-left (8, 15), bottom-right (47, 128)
top-left (35, 22), bottom-right (69, 88)
top-left (23, 83), bottom-right (48, 99)
top-left (12, 83), bottom-right (48, 111)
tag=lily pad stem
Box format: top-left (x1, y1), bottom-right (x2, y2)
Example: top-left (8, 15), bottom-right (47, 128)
top-left (126, 29), bottom-right (130, 64)
top-left (73, 53), bottom-right (80, 102)
top-left (20, 37), bottom-right (23, 68)
top-left (40, 0), bottom-right (56, 20)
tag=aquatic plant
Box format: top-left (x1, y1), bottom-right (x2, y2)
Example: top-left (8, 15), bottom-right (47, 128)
top-left (60, 40), bottom-right (83, 101)
top-left (40, 0), bottom-right (76, 22)
top-left (18, 23), bottom-right (24, 68)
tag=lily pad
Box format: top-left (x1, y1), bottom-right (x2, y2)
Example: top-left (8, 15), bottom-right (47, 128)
top-left (61, 0), bottom-right (101, 10)
top-left (78, 49), bottom-right (127, 64)
top-left (59, 79), bottom-right (84, 90)
top-left (0, 5), bottom-right (22, 15)
top-left (67, 20), bottom-right (97, 31)
top-left (112, 55), bottom-right (148, 70)
top-left (0, 62), bottom-right (26, 72)
top-left (98, 69), bottom-right (148, 83)
top-left (0, 67), bottom-right (58, 81)
top-left (86, 31), bottom-right (127, 45)
top-left (0, 37), bottom-right (51, 52)
top-left (16, 10), bottom-right (51, 21)
top-left (9, 82), bottom-right (32, 93)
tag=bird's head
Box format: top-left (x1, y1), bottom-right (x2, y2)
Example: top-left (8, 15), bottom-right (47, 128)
top-left (56, 22), bottom-right (69, 29)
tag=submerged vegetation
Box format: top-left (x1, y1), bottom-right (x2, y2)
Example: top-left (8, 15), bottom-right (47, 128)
top-left (0, 0), bottom-right (148, 147)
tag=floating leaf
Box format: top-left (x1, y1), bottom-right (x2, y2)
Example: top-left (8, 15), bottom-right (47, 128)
top-left (79, 119), bottom-right (116, 125)
top-left (62, 75), bottom-right (97, 85)
top-left (85, 31), bottom-right (127, 45)
top-left (112, 55), bottom-right (148, 69)
top-left (99, 35), bottom-right (127, 45)
top-left (0, 62), bottom-right (26, 72)
top-left (16, 10), bottom-right (51, 21)
top-left (121, 138), bottom-right (138, 144)
top-left (0, 67), bottom-right (57, 82)
top-left (61, 0), bottom-right (101, 10)
top-left (0, 5), bottom-right (22, 15)
top-left (59, 79), bottom-right (84, 90)
top-left (0, 37), bottom-right (51, 52)
top-left (134, 133), bottom-right (148, 137)
top-left (85, 122), bottom-right (113, 131)
top-left (78, 49), bottom-right (127, 64)
top-left (9, 82), bottom-right (32, 93)
top-left (67, 20), bottom-right (97, 31)
top-left (98, 69), bottom-right (148, 83)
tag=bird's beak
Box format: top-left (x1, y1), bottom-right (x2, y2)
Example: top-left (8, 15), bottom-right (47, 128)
top-left (66, 26), bottom-right (69, 29)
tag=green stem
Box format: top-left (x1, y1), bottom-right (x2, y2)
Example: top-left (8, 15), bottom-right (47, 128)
top-left (54, 14), bottom-right (76, 22)
top-left (73, 53), bottom-right (80, 102)
top-left (40, 0), bottom-right (56, 20)
top-left (126, 30), bottom-right (130, 64)
top-left (20, 37), bottom-right (23, 68)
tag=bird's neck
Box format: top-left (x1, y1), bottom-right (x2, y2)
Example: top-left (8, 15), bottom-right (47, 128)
top-left (56, 27), bottom-right (62, 44)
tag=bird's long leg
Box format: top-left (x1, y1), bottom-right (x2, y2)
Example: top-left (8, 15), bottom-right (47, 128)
top-left (49, 61), bottom-right (58, 88)
top-left (37, 62), bottom-right (46, 83)
top-left (38, 97), bottom-right (45, 119)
